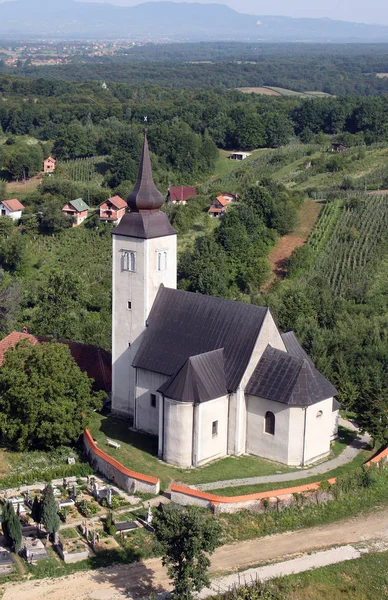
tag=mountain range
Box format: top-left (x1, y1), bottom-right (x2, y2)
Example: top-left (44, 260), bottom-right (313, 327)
top-left (1, 0), bottom-right (388, 41)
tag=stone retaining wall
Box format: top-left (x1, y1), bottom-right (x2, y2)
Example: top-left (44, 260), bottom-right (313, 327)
top-left (170, 445), bottom-right (388, 513)
top-left (83, 429), bottom-right (160, 495)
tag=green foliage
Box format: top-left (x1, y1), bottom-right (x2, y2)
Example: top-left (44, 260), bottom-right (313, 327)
top-left (41, 483), bottom-right (60, 536)
top-left (31, 495), bottom-right (42, 525)
top-left (0, 216), bottom-right (14, 238)
top-left (221, 467), bottom-right (388, 544)
top-left (2, 139), bottom-right (43, 180)
top-left (77, 499), bottom-right (99, 518)
top-left (211, 579), bottom-right (288, 600)
top-left (0, 340), bottom-right (104, 451)
top-left (263, 191), bottom-right (388, 441)
top-left (104, 510), bottom-right (116, 535)
top-left (153, 505), bottom-right (222, 600)
top-left (2, 501), bottom-right (22, 552)
top-left (0, 234), bottom-right (29, 274)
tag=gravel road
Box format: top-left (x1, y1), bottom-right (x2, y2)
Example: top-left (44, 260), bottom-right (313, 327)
top-left (3, 508), bottom-right (388, 600)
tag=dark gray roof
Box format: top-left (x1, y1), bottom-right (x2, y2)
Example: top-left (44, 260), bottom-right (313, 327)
top-left (113, 211), bottom-right (176, 240)
top-left (246, 345), bottom-right (338, 407)
top-left (281, 331), bottom-right (314, 366)
top-left (158, 349), bottom-right (227, 403)
top-left (127, 133), bottom-right (165, 212)
top-left (133, 287), bottom-right (269, 392)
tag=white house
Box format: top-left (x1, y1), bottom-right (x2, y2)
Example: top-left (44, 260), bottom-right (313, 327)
top-left (111, 134), bottom-right (339, 469)
top-left (229, 152), bottom-right (252, 161)
top-left (0, 199), bottom-right (25, 221)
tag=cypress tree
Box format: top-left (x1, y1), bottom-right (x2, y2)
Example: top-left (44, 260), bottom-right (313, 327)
top-left (2, 502), bottom-right (9, 538)
top-left (41, 484), bottom-right (60, 539)
top-left (6, 503), bottom-right (22, 552)
top-left (31, 495), bottom-right (42, 526)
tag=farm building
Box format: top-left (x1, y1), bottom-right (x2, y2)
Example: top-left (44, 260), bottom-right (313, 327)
top-left (229, 152), bottom-right (251, 161)
top-left (62, 198), bottom-right (90, 227)
top-left (43, 156), bottom-right (56, 173)
top-left (111, 133), bottom-right (340, 469)
top-left (0, 198), bottom-right (25, 220)
top-left (167, 186), bottom-right (197, 204)
top-left (99, 195), bottom-right (127, 224)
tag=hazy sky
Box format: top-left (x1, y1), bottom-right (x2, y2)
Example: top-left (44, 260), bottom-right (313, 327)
top-left (0, 0), bottom-right (387, 26)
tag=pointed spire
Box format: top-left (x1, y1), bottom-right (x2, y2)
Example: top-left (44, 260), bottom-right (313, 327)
top-left (127, 132), bottom-right (164, 212)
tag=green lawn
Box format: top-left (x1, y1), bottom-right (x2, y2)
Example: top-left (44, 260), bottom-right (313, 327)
top-left (276, 551), bottom-right (388, 600)
top-left (210, 447), bottom-right (373, 497)
top-left (88, 415), bottom-right (360, 493)
top-left (89, 413), bottom-right (298, 491)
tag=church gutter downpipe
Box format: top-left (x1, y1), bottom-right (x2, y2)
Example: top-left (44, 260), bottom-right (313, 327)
top-left (302, 407), bottom-right (308, 467)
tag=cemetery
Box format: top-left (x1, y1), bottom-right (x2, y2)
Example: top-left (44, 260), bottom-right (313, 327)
top-left (0, 472), bottom-right (155, 576)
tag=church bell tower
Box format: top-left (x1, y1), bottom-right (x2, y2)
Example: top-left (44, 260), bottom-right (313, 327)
top-left (111, 133), bottom-right (177, 417)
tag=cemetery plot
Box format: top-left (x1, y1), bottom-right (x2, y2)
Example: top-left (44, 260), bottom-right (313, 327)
top-left (0, 473), bottom-right (153, 580)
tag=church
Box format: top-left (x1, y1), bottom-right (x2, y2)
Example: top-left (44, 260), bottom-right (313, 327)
top-left (111, 134), bottom-right (339, 469)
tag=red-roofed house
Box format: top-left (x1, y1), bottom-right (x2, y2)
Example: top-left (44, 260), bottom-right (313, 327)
top-left (208, 194), bottom-right (236, 217)
top-left (0, 331), bottom-right (111, 394)
top-left (44, 157), bottom-right (56, 174)
top-left (0, 199), bottom-right (25, 221)
top-left (99, 195), bottom-right (127, 224)
top-left (167, 186), bottom-right (197, 205)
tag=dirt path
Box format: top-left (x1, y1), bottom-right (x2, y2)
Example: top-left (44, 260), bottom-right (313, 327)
top-left (262, 199), bottom-right (322, 291)
top-left (3, 508), bottom-right (388, 600)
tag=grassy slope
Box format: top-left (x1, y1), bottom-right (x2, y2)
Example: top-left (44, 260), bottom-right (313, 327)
top-left (89, 413), bottom-right (302, 491)
top-left (277, 551), bottom-right (388, 600)
top-left (89, 415), bottom-right (359, 493)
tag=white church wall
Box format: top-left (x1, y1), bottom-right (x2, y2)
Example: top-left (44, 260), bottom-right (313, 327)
top-left (229, 310), bottom-right (286, 458)
top-left (303, 398), bottom-right (333, 464)
top-left (135, 368), bottom-right (169, 435)
top-left (227, 392), bottom-right (238, 455)
top-left (146, 236), bottom-right (177, 314)
top-left (163, 398), bottom-right (194, 467)
top-left (331, 409), bottom-right (339, 441)
top-left (195, 396), bottom-right (228, 466)
top-left (246, 396), bottom-right (291, 465)
top-left (111, 231), bottom-right (177, 420)
top-left (112, 235), bottom-right (146, 418)
top-left (241, 310), bottom-right (286, 391)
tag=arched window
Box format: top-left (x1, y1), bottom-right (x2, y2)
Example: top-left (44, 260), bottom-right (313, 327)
top-left (265, 411), bottom-right (275, 436)
top-left (122, 250), bottom-right (136, 272)
top-left (157, 250), bottom-right (167, 272)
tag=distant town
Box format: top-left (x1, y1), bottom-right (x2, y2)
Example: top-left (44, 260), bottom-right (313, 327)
top-left (0, 41), bottom-right (148, 68)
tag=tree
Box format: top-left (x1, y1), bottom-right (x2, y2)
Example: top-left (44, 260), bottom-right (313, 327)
top-left (24, 270), bottom-right (88, 341)
top-left (178, 234), bottom-right (234, 298)
top-left (153, 505), bottom-right (222, 600)
top-left (3, 502), bottom-right (22, 552)
top-left (31, 495), bottom-right (42, 527)
top-left (41, 484), bottom-right (60, 539)
top-left (0, 340), bottom-right (104, 451)
top-left (4, 142), bottom-right (43, 180)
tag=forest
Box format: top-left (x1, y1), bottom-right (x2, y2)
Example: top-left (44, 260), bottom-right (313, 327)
top-left (2, 42), bottom-right (388, 95)
top-left (0, 67), bottom-right (387, 441)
